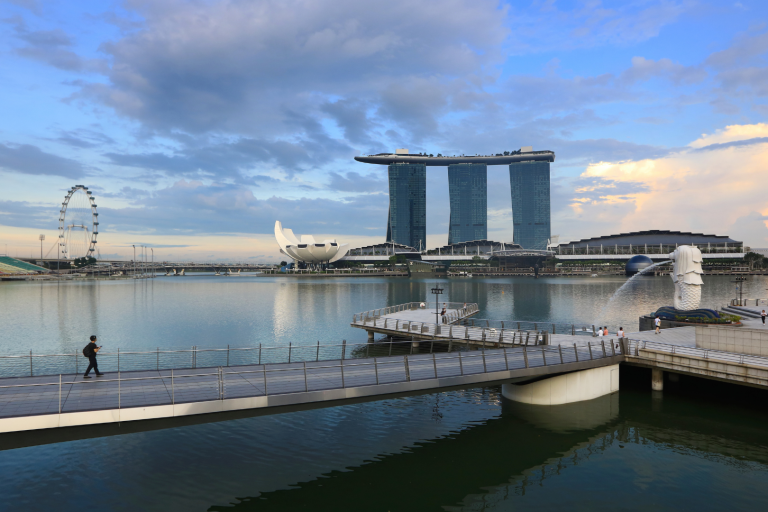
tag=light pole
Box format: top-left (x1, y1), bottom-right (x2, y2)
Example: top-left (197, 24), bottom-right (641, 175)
top-left (132, 245), bottom-right (136, 278)
top-left (431, 284), bottom-right (444, 324)
top-left (39, 234), bottom-right (45, 260)
top-left (151, 248), bottom-right (154, 278)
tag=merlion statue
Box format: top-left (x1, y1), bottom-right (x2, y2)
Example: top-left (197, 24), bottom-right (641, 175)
top-left (669, 245), bottom-right (704, 310)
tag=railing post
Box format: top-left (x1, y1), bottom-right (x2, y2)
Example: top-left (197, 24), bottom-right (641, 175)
top-left (263, 365), bottom-right (268, 395)
top-left (316, 341), bottom-right (320, 361)
top-left (157, 347), bottom-right (159, 370)
top-left (118, 348), bottom-right (120, 372)
top-left (288, 342), bottom-right (292, 363)
top-left (558, 345), bottom-right (564, 364)
top-left (601, 340), bottom-right (607, 357)
top-left (574, 343), bottom-right (579, 362)
top-left (342, 340), bottom-right (347, 360)
top-left (433, 353), bottom-right (438, 378)
top-left (29, 350), bottom-right (32, 376)
top-left (482, 350), bottom-right (487, 373)
top-left (171, 369), bottom-right (175, 404)
top-left (553, 323), bottom-right (556, 334)
top-left (504, 348), bottom-right (509, 370)
top-left (303, 362), bottom-right (308, 392)
top-left (572, 324), bottom-right (575, 336)
top-left (448, 338), bottom-right (453, 353)
top-left (588, 342), bottom-right (594, 360)
top-left (374, 357), bottom-right (379, 385)
top-left (58, 374), bottom-right (62, 414)
top-left (523, 346), bottom-right (529, 368)
top-left (75, 350), bottom-right (78, 375)
top-left (389, 340), bottom-right (393, 356)
top-left (118, 371), bottom-right (121, 411)
top-left (430, 340), bottom-right (434, 354)
top-left (227, 345), bottom-right (230, 367)
top-left (611, 339), bottom-right (616, 356)
top-left (259, 343), bottom-right (262, 365)
top-left (340, 361), bottom-right (346, 387)
top-left (542, 346), bottom-right (547, 366)
top-left (458, 351), bottom-right (464, 375)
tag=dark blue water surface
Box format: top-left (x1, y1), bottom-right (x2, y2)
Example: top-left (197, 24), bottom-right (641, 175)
top-left (1, 275), bottom-right (768, 511)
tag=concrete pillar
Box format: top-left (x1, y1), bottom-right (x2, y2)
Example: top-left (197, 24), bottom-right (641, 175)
top-left (367, 331), bottom-right (374, 343)
top-left (651, 368), bottom-right (663, 391)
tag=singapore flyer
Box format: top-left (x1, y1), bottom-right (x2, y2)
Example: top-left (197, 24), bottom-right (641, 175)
top-left (58, 185), bottom-right (99, 260)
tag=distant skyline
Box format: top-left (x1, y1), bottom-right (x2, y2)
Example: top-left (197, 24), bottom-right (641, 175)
top-left (1, 0), bottom-right (768, 261)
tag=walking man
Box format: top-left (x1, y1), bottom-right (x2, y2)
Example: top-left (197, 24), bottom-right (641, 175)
top-left (83, 335), bottom-right (104, 378)
top-left (654, 316), bottom-right (661, 334)
top-left (762, 310), bottom-right (766, 325)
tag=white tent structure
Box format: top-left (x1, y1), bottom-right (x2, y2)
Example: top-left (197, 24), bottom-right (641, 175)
top-left (274, 221), bottom-right (349, 265)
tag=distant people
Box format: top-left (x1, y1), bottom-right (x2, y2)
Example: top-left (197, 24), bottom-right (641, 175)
top-left (603, 327), bottom-right (608, 336)
top-left (597, 327), bottom-right (604, 337)
top-left (83, 335), bottom-right (103, 378)
top-left (618, 327), bottom-right (625, 338)
top-left (655, 316), bottom-right (661, 334)
top-left (440, 305), bottom-right (447, 323)
top-left (763, 310), bottom-right (766, 325)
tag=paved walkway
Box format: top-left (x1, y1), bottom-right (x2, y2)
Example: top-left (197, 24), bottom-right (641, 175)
top-left (0, 344), bottom-right (620, 423)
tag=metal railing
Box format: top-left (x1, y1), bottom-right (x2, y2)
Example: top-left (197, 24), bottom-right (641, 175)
top-left (730, 298), bottom-right (768, 307)
top-left (353, 302), bottom-right (479, 325)
top-left (626, 338), bottom-right (768, 369)
top-left (0, 338), bottom-right (624, 420)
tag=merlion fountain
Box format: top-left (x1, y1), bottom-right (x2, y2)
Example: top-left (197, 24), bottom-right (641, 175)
top-left (650, 245), bottom-right (721, 324)
top-left (670, 245), bottom-right (704, 310)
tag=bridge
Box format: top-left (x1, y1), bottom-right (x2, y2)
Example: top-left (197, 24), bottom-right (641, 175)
top-left (2, 301), bottom-right (768, 439)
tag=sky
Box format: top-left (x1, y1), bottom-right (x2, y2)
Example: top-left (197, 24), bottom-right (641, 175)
top-left (1, 0), bottom-right (767, 262)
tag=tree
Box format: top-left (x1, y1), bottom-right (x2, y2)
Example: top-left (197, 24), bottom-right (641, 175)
top-left (280, 261), bottom-right (288, 267)
top-left (744, 252), bottom-right (766, 270)
top-left (73, 256), bottom-right (97, 268)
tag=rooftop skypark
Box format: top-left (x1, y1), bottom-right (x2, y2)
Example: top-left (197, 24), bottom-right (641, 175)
top-left (354, 147), bottom-right (555, 166)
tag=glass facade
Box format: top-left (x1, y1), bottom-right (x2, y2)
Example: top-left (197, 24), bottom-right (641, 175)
top-left (447, 163), bottom-right (487, 244)
top-left (509, 161), bottom-right (551, 250)
top-left (386, 163), bottom-right (426, 250)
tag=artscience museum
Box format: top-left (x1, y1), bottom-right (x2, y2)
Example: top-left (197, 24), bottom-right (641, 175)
top-left (274, 221), bottom-right (349, 265)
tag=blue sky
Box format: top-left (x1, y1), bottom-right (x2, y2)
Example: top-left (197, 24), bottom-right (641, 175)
top-left (1, 0), bottom-right (767, 261)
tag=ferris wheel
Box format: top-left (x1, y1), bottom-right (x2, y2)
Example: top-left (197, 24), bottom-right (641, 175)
top-left (59, 185), bottom-right (99, 260)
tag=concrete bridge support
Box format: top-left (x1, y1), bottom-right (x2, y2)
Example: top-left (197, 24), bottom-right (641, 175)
top-left (652, 368), bottom-right (664, 391)
top-left (367, 331), bottom-right (374, 343)
top-left (501, 364), bottom-right (619, 405)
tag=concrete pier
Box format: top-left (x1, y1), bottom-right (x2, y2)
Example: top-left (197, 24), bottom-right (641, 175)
top-left (501, 364), bottom-right (619, 405)
top-left (652, 368), bottom-right (664, 391)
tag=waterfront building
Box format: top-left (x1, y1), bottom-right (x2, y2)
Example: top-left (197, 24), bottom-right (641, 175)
top-left (509, 161), bottom-right (551, 250)
top-left (387, 163), bottom-right (426, 250)
top-left (274, 221), bottom-right (349, 265)
top-left (448, 163), bottom-right (487, 244)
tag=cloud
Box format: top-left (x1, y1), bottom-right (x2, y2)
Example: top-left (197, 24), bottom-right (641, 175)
top-left (620, 56), bottom-right (707, 86)
top-left (6, 17), bottom-right (108, 73)
top-left (328, 171), bottom-right (386, 193)
top-left (0, 143), bottom-right (84, 178)
top-left (560, 123), bottom-right (768, 246)
top-left (82, 0), bottom-right (508, 135)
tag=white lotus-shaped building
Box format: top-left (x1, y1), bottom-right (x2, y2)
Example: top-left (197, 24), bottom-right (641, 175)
top-left (275, 221), bottom-right (349, 264)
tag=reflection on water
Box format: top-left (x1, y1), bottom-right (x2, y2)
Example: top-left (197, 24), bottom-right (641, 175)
top-left (2, 276), bottom-right (768, 510)
top-left (2, 275), bottom-right (766, 356)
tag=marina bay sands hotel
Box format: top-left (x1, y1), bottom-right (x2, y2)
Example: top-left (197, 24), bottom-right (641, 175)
top-left (354, 147), bottom-right (555, 250)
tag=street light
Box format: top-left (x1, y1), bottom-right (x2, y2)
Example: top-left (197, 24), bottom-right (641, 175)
top-left (132, 245), bottom-right (136, 278)
top-left (151, 248), bottom-right (154, 278)
top-left (431, 284), bottom-right (444, 324)
top-left (39, 234), bottom-right (45, 260)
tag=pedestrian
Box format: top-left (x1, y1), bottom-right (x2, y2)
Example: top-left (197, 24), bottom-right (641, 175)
top-left (654, 316), bottom-right (661, 334)
top-left (603, 326), bottom-right (608, 336)
top-left (440, 305), bottom-right (447, 324)
top-left (618, 327), bottom-right (625, 338)
top-left (762, 310), bottom-right (766, 325)
top-left (597, 327), bottom-right (604, 337)
top-left (83, 335), bottom-right (104, 378)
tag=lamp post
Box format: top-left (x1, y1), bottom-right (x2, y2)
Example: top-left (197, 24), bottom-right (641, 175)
top-left (39, 234), bottom-right (45, 260)
top-left (151, 248), bottom-right (154, 278)
top-left (431, 284), bottom-right (444, 324)
top-left (132, 245), bottom-right (136, 278)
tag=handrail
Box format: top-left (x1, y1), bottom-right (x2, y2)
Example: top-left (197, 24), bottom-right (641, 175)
top-left (0, 339), bottom-right (625, 420)
top-left (626, 338), bottom-right (768, 369)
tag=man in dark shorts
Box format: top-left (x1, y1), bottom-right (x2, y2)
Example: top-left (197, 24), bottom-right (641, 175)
top-left (83, 335), bottom-right (104, 378)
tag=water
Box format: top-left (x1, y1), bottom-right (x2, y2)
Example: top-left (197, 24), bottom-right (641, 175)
top-left (2, 275), bottom-right (768, 511)
top-left (594, 261), bottom-right (671, 324)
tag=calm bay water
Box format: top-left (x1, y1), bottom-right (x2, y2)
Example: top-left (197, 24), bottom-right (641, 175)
top-left (1, 274), bottom-right (768, 511)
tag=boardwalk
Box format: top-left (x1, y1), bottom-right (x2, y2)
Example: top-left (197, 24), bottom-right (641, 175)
top-left (0, 340), bottom-right (623, 434)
